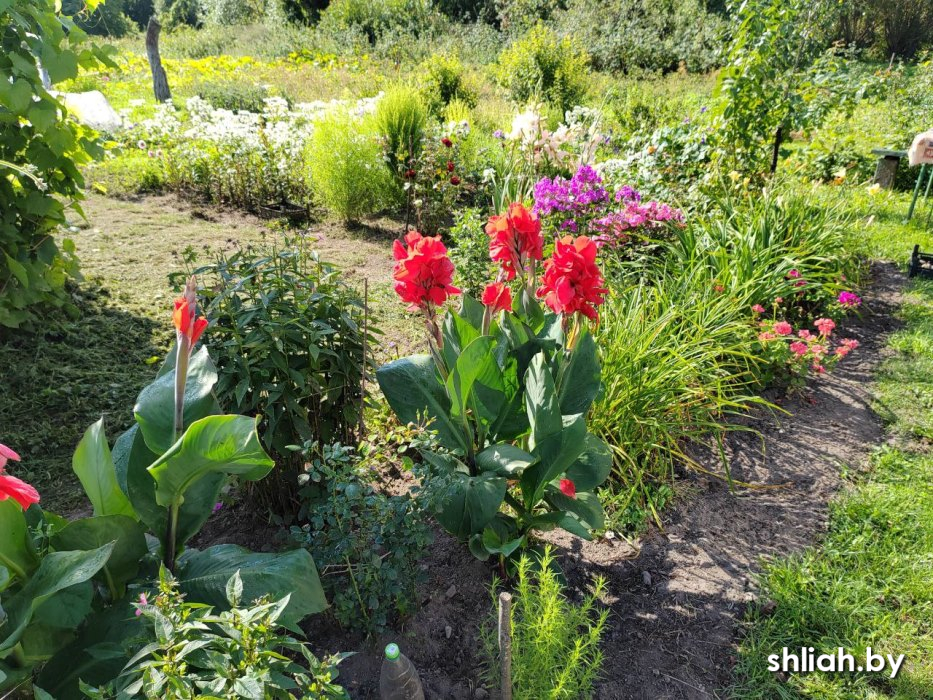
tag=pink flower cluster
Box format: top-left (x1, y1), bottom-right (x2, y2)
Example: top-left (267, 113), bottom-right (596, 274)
top-left (590, 200), bottom-right (683, 249)
top-left (758, 317), bottom-right (859, 376)
top-left (838, 291), bottom-right (862, 308)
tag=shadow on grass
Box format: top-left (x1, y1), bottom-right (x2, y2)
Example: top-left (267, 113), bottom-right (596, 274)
top-left (0, 283), bottom-right (166, 514)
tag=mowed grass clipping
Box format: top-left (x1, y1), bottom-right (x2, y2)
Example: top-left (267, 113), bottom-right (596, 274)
top-left (731, 280), bottom-right (933, 700)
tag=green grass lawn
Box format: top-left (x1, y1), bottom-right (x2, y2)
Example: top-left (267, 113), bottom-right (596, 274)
top-left (731, 198), bottom-right (933, 698)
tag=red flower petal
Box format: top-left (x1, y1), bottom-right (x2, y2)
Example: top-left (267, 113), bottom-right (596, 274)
top-left (0, 472), bottom-right (40, 509)
top-left (559, 479), bottom-right (576, 499)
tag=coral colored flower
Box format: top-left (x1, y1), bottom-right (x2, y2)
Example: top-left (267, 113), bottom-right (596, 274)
top-left (173, 278), bottom-right (208, 350)
top-left (481, 282), bottom-right (512, 313)
top-left (537, 236), bottom-right (608, 321)
top-left (559, 479), bottom-right (576, 499)
top-left (812, 364), bottom-right (826, 374)
top-left (788, 269), bottom-right (801, 279)
top-left (0, 445), bottom-right (39, 510)
top-left (774, 321), bottom-right (793, 336)
top-left (774, 297), bottom-right (783, 304)
top-left (758, 331), bottom-right (776, 341)
top-left (838, 291), bottom-right (862, 308)
top-left (810, 344), bottom-right (826, 358)
top-left (392, 231), bottom-right (461, 311)
top-left (713, 284), bottom-right (725, 293)
top-left (841, 338), bottom-right (859, 349)
top-left (752, 304), bottom-right (765, 313)
top-left (789, 341), bottom-right (808, 356)
top-left (486, 203), bottom-right (544, 280)
top-left (814, 318), bottom-right (835, 337)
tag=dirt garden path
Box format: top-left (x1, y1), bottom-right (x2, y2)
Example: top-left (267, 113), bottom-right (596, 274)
top-left (317, 263), bottom-right (906, 700)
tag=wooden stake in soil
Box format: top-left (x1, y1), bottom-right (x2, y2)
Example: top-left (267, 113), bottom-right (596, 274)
top-left (146, 18), bottom-right (171, 103)
top-left (498, 592), bottom-right (513, 700)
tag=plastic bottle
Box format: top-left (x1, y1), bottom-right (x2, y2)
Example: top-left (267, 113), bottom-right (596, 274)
top-left (379, 643), bottom-right (425, 700)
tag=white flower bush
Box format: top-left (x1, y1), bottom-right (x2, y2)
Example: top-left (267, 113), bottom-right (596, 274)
top-left (121, 93), bottom-right (384, 211)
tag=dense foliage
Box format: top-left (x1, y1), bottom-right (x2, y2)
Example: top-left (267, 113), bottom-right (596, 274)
top-left (0, 0), bottom-right (113, 328)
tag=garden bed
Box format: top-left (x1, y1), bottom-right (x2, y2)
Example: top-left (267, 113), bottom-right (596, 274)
top-left (187, 259), bottom-right (904, 699)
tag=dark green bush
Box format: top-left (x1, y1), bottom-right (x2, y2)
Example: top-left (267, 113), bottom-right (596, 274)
top-left (556, 0), bottom-right (726, 74)
top-left (317, 0), bottom-right (435, 45)
top-left (156, 0), bottom-right (200, 29)
top-left (290, 443), bottom-right (432, 632)
top-left (198, 0), bottom-right (265, 26)
top-left (63, 0), bottom-right (134, 37)
top-left (188, 240), bottom-right (373, 517)
top-left (419, 52), bottom-right (477, 116)
top-left (435, 0), bottom-right (497, 23)
top-left (495, 23), bottom-right (589, 111)
top-left (193, 79), bottom-right (269, 112)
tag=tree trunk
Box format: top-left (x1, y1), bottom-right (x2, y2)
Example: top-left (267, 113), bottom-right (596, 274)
top-left (146, 17), bottom-right (171, 103)
top-left (770, 125), bottom-right (783, 175)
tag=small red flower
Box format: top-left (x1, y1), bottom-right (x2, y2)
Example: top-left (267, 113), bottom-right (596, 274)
top-left (450, 175), bottom-right (461, 185)
top-left (404, 168), bottom-right (417, 179)
top-left (446, 160), bottom-right (455, 172)
top-left (173, 281), bottom-right (208, 349)
top-left (559, 479), bottom-right (576, 499)
top-left (0, 443), bottom-right (39, 510)
top-left (485, 203), bottom-right (543, 280)
top-left (392, 230), bottom-right (461, 311)
top-left (537, 236), bottom-right (608, 321)
top-left (481, 282), bottom-right (512, 313)
top-left (441, 137), bottom-right (453, 148)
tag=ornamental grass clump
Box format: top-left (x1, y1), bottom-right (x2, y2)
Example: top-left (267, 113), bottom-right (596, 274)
top-left (377, 203), bottom-right (613, 562)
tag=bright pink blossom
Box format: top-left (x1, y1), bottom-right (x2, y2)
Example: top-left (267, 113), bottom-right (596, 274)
top-left (788, 269), bottom-right (801, 279)
top-left (789, 341), bottom-right (808, 356)
top-left (537, 236), bottom-right (608, 321)
top-left (752, 304), bottom-right (765, 313)
top-left (838, 291), bottom-right (861, 308)
top-left (774, 321), bottom-right (793, 336)
top-left (481, 282), bottom-right (512, 313)
top-left (559, 479), bottom-right (576, 499)
top-left (392, 231), bottom-right (461, 311)
top-left (814, 318), bottom-right (835, 337)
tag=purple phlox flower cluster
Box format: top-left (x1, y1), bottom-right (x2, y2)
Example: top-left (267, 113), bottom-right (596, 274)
top-left (533, 165), bottom-right (610, 218)
top-left (614, 185), bottom-right (641, 204)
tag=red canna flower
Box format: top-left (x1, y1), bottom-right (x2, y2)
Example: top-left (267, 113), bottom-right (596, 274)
top-left (392, 230), bottom-right (461, 312)
top-left (559, 478), bottom-right (576, 499)
top-left (173, 277), bottom-right (208, 350)
top-left (485, 203), bottom-right (544, 281)
top-left (481, 282), bottom-right (512, 313)
top-left (537, 236), bottom-right (608, 321)
top-left (0, 443), bottom-right (39, 509)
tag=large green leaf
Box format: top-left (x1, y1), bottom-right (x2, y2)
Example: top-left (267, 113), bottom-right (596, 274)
top-left (564, 433), bottom-right (612, 491)
top-left (0, 544), bottom-right (113, 655)
top-left (525, 353), bottom-right (562, 448)
top-left (441, 303), bottom-right (482, 371)
top-left (522, 415), bottom-right (587, 508)
top-left (475, 444), bottom-right (534, 477)
top-left (147, 415), bottom-right (273, 508)
top-left (37, 597), bottom-right (142, 700)
top-left (20, 583), bottom-right (94, 663)
top-left (376, 354), bottom-right (469, 454)
top-left (114, 425), bottom-right (225, 550)
top-left (177, 545), bottom-right (326, 627)
top-left (548, 490), bottom-right (605, 537)
top-left (51, 516), bottom-right (147, 598)
top-left (556, 329), bottom-right (601, 416)
top-left (446, 336), bottom-right (509, 429)
top-left (72, 419), bottom-right (135, 518)
top-left (134, 346), bottom-right (220, 456)
top-left (0, 500), bottom-right (36, 582)
top-left (435, 473), bottom-right (507, 538)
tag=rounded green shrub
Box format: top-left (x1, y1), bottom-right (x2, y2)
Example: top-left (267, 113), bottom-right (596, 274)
top-left (192, 80), bottom-right (269, 112)
top-left (495, 23), bottom-right (590, 112)
top-left (420, 52), bottom-right (478, 116)
top-left (374, 85), bottom-right (428, 173)
top-left (307, 113), bottom-right (399, 222)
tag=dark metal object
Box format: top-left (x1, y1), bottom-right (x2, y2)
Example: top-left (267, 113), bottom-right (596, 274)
top-left (908, 244), bottom-right (933, 279)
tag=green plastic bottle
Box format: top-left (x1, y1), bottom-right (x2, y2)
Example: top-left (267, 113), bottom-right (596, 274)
top-left (380, 643), bottom-right (425, 700)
